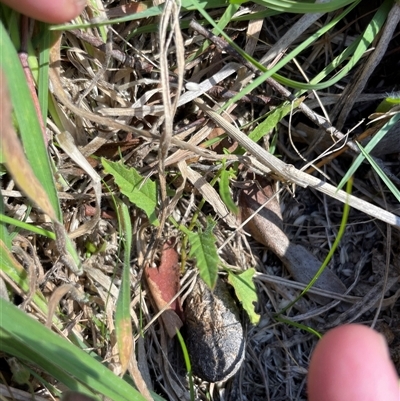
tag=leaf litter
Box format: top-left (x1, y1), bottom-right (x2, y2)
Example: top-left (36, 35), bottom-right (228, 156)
top-left (2, 2), bottom-right (400, 401)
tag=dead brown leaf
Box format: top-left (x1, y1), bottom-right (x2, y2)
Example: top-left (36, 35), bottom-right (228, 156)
top-left (144, 239), bottom-right (183, 338)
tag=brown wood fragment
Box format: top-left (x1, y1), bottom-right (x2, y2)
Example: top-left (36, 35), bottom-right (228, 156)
top-left (240, 178), bottom-right (347, 300)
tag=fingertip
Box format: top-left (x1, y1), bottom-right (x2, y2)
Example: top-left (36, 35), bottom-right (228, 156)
top-left (46, 0), bottom-right (87, 24)
top-left (308, 324), bottom-right (399, 401)
top-left (2, 0), bottom-right (86, 24)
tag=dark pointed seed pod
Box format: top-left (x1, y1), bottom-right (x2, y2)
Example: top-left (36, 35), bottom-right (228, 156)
top-left (183, 278), bottom-right (245, 382)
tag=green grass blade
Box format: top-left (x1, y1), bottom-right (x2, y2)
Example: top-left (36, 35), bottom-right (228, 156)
top-left (336, 113), bottom-right (400, 191)
top-left (0, 325), bottom-right (99, 398)
top-left (218, 2), bottom-right (360, 109)
top-left (357, 143), bottom-right (400, 203)
top-left (0, 213), bottom-right (56, 238)
top-left (273, 316), bottom-right (322, 338)
top-left (278, 178), bottom-right (353, 314)
top-left (0, 21), bottom-right (61, 220)
top-left (176, 330), bottom-right (194, 401)
top-left (114, 199), bottom-right (134, 373)
top-left (248, 98), bottom-right (304, 142)
top-left (0, 213), bottom-right (82, 275)
top-left (219, 163), bottom-right (239, 215)
top-left (188, 2), bottom-right (240, 61)
top-left (0, 239), bottom-right (49, 315)
top-left (294, 0), bottom-right (391, 94)
top-left (37, 22), bottom-right (51, 124)
top-left (53, 0), bottom-right (229, 31)
top-left (189, 0), bottom-right (358, 111)
top-left (245, 0), bottom-right (357, 13)
top-left (0, 299), bottom-right (148, 401)
top-left (0, 195), bottom-right (11, 248)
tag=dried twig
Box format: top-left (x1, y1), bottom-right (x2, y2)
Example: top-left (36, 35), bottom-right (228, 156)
top-left (195, 98), bottom-right (400, 229)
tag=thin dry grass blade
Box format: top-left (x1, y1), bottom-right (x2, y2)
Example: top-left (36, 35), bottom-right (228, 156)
top-left (158, 0), bottom-right (185, 232)
top-left (56, 131), bottom-right (102, 239)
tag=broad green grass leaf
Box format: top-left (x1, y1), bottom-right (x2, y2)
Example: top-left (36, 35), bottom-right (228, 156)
top-left (114, 199), bottom-right (133, 373)
top-left (0, 299), bottom-right (150, 401)
top-left (0, 75), bottom-right (58, 222)
top-left (183, 217), bottom-right (219, 289)
top-left (102, 158), bottom-right (159, 226)
top-left (0, 72), bottom-right (81, 274)
top-left (228, 268), bottom-right (260, 325)
top-left (0, 323), bottom-right (100, 399)
top-left (0, 20), bottom-right (61, 220)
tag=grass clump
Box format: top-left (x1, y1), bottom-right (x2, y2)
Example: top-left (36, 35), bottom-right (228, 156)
top-left (1, 1), bottom-right (400, 400)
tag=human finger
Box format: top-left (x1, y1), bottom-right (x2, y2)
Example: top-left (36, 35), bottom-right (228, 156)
top-left (308, 324), bottom-right (399, 401)
top-left (1, 0), bottom-right (86, 24)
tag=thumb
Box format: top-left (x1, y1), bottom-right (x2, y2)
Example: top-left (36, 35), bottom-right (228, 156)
top-left (308, 324), bottom-right (399, 401)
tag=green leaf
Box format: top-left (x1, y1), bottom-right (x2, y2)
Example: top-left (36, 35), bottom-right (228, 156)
top-left (228, 269), bottom-right (260, 325)
top-left (102, 158), bottom-right (159, 226)
top-left (183, 217), bottom-right (219, 289)
top-left (248, 98), bottom-right (304, 143)
top-left (219, 165), bottom-right (239, 215)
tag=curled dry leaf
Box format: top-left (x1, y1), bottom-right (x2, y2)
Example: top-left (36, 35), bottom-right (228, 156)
top-left (144, 239), bottom-right (183, 338)
top-left (240, 178), bottom-right (346, 300)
